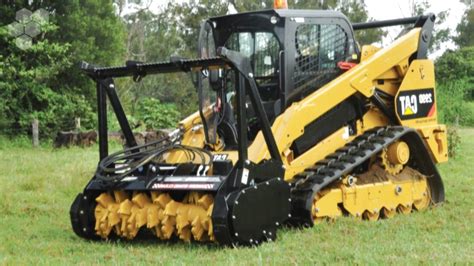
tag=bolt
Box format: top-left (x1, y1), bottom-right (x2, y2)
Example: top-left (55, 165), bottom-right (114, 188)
top-left (395, 186), bottom-right (402, 195)
top-left (83, 196), bottom-right (87, 200)
top-left (79, 210), bottom-right (84, 215)
top-left (242, 190), bottom-right (246, 194)
top-left (235, 201), bottom-right (239, 205)
top-left (235, 232), bottom-right (239, 237)
top-left (288, 198), bottom-right (292, 202)
top-left (275, 222), bottom-right (280, 226)
top-left (250, 239), bottom-right (253, 243)
top-left (269, 232), bottom-right (272, 236)
top-left (266, 181), bottom-right (269, 185)
top-left (109, 83), bottom-right (115, 89)
top-left (315, 208), bottom-right (319, 213)
top-left (288, 214), bottom-right (292, 218)
top-left (83, 227), bottom-right (87, 232)
top-left (263, 230), bottom-right (266, 234)
top-left (254, 185), bottom-right (257, 189)
top-left (245, 160), bottom-right (250, 165)
top-left (249, 73), bottom-right (253, 78)
top-left (277, 177), bottom-right (281, 181)
top-left (232, 215), bottom-right (236, 220)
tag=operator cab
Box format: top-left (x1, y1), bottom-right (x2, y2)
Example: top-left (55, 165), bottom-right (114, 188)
top-left (196, 9), bottom-right (358, 148)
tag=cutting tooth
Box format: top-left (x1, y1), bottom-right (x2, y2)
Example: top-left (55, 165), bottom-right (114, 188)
top-left (206, 203), bottom-right (214, 241)
top-left (154, 193), bottom-right (172, 208)
top-left (132, 193), bottom-right (152, 228)
top-left (94, 193), bottom-right (115, 238)
top-left (162, 200), bottom-right (180, 239)
top-left (117, 199), bottom-right (135, 238)
top-left (161, 215), bottom-right (176, 239)
top-left (198, 194), bottom-right (213, 209)
top-left (146, 192), bottom-right (170, 239)
top-left (94, 192), bottom-right (129, 239)
top-left (96, 191), bottom-right (215, 242)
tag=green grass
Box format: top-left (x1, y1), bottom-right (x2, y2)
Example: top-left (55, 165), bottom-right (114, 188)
top-left (0, 129), bottom-right (473, 265)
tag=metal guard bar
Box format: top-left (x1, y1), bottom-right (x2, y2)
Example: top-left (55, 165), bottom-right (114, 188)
top-left (80, 57), bottom-right (228, 79)
top-left (352, 13), bottom-right (434, 30)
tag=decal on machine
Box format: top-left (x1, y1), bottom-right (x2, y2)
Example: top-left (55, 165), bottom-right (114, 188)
top-left (151, 183), bottom-right (216, 190)
top-left (396, 88), bottom-right (435, 120)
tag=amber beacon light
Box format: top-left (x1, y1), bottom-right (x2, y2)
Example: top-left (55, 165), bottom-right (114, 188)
top-left (274, 0), bottom-right (288, 9)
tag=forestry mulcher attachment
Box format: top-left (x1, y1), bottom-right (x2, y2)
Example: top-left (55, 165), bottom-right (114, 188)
top-left (70, 7), bottom-right (448, 246)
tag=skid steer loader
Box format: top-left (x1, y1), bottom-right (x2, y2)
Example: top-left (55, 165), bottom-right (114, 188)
top-left (70, 6), bottom-right (448, 246)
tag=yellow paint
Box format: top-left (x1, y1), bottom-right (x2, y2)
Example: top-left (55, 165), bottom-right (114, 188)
top-left (313, 166), bottom-right (430, 221)
top-left (94, 192), bottom-right (214, 242)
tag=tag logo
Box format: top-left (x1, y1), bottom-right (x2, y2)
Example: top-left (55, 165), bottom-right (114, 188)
top-left (396, 88), bottom-right (435, 120)
top-left (212, 154), bottom-right (228, 161)
top-left (399, 95), bottom-right (418, 115)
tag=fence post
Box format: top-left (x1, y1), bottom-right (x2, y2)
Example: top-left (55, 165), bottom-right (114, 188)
top-left (32, 119), bottom-right (39, 147)
top-left (75, 117), bottom-right (81, 131)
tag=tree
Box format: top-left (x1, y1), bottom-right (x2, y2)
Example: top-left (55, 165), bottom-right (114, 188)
top-left (411, 0), bottom-right (450, 54)
top-left (0, 22), bottom-right (93, 136)
top-left (454, 7), bottom-right (474, 48)
top-left (0, 1), bottom-right (125, 136)
top-left (294, 0), bottom-right (386, 45)
top-left (337, 0), bottom-right (385, 45)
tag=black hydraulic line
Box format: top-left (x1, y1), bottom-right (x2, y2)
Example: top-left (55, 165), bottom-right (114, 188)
top-left (100, 79), bottom-right (138, 148)
top-left (370, 89), bottom-right (398, 125)
top-left (352, 15), bottom-right (425, 30)
top-left (96, 80), bottom-right (108, 160)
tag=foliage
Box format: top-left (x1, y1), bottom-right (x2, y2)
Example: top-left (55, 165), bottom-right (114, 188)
top-left (134, 98), bottom-right (180, 130)
top-left (118, 7), bottom-right (199, 118)
top-left (437, 79), bottom-right (474, 126)
top-left (447, 125), bottom-right (462, 158)
top-left (231, 0), bottom-right (385, 45)
top-left (435, 47), bottom-right (474, 127)
top-left (0, 23), bottom-right (94, 137)
top-left (436, 47), bottom-right (474, 83)
top-left (454, 7), bottom-right (474, 48)
top-left (411, 0), bottom-right (450, 54)
top-left (0, 1), bottom-right (125, 138)
top-left (337, 0), bottom-right (385, 45)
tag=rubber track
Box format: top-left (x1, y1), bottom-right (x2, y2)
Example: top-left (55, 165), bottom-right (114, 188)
top-left (289, 126), bottom-right (415, 226)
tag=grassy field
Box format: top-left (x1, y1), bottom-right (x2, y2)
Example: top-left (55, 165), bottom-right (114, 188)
top-left (0, 129), bottom-right (473, 265)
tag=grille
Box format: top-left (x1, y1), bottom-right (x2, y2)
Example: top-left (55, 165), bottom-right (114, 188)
top-left (294, 24), bottom-right (347, 93)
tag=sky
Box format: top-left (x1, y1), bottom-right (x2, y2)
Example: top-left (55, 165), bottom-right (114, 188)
top-left (364, 0), bottom-right (468, 57)
top-left (122, 0), bottom-right (470, 58)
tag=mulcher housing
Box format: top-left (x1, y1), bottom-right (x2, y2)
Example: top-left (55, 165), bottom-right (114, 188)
top-left (70, 9), bottom-right (448, 246)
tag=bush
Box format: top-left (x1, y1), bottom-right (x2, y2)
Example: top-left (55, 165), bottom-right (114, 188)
top-left (134, 98), bottom-right (180, 130)
top-left (437, 79), bottom-right (474, 126)
top-left (447, 126), bottom-right (462, 158)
